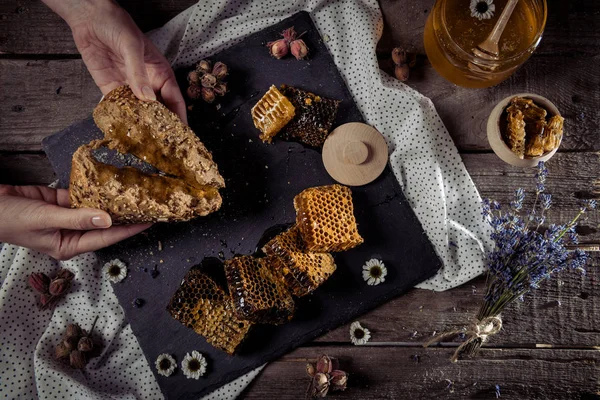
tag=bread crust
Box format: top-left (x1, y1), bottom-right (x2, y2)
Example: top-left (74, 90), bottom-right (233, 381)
top-left (69, 140), bottom-right (222, 224)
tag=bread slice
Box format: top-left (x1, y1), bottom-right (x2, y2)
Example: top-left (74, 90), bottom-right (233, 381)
top-left (70, 85), bottom-right (224, 223)
top-left (70, 140), bottom-right (222, 223)
top-left (93, 85), bottom-right (224, 189)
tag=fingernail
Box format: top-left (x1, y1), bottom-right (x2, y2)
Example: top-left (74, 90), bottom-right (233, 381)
top-left (142, 86), bottom-right (156, 101)
top-left (91, 215), bottom-right (112, 228)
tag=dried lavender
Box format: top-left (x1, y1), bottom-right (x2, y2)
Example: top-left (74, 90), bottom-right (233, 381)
top-left (428, 162), bottom-right (596, 361)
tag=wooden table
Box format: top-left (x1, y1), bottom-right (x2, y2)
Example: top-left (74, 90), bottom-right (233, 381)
top-left (1, 1), bottom-right (598, 398)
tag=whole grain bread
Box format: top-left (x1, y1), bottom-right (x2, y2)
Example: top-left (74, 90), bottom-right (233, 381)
top-left (69, 85), bottom-right (224, 223)
top-left (70, 140), bottom-right (222, 224)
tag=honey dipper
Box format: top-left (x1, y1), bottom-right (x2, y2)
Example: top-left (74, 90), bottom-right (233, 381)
top-left (473, 0), bottom-right (520, 60)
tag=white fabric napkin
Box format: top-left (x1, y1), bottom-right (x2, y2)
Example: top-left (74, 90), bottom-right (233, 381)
top-left (0, 0), bottom-right (493, 398)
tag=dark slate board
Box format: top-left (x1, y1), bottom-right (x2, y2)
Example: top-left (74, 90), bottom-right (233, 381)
top-left (42, 12), bottom-right (442, 400)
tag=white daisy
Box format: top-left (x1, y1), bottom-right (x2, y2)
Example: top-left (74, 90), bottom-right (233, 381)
top-left (362, 259), bottom-right (387, 286)
top-left (181, 351), bottom-right (207, 379)
top-left (349, 321), bottom-right (371, 345)
top-left (102, 259), bottom-right (128, 283)
top-left (470, 0), bottom-right (495, 20)
top-left (155, 353), bottom-right (176, 377)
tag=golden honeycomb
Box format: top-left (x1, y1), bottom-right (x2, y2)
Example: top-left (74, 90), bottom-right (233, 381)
top-left (224, 256), bottom-right (295, 325)
top-left (294, 184), bottom-right (364, 252)
top-left (505, 108), bottom-right (526, 159)
top-left (279, 85), bottom-right (341, 148)
top-left (263, 225), bottom-right (337, 297)
top-left (167, 269), bottom-right (252, 355)
top-left (251, 85), bottom-right (296, 143)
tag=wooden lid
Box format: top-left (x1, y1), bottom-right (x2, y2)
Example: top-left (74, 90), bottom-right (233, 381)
top-left (322, 122), bottom-right (389, 186)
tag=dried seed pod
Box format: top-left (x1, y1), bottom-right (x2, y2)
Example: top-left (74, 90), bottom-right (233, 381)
top-left (187, 85), bottom-right (202, 100)
top-left (28, 273), bottom-right (50, 294)
top-left (78, 336), bottom-right (94, 352)
top-left (63, 335), bottom-right (78, 351)
top-left (306, 363), bottom-right (316, 377)
top-left (197, 60), bottom-right (212, 74)
top-left (55, 342), bottom-right (71, 359)
top-left (56, 269), bottom-right (75, 281)
top-left (188, 70), bottom-right (201, 85)
top-left (40, 293), bottom-right (60, 310)
top-left (49, 278), bottom-right (70, 296)
top-left (201, 73), bottom-right (217, 88)
top-left (202, 87), bottom-right (216, 103)
top-left (290, 39), bottom-right (309, 60)
top-left (316, 354), bottom-right (332, 374)
top-left (312, 373), bottom-right (330, 398)
top-left (64, 324), bottom-right (81, 339)
top-left (213, 83), bottom-right (227, 96)
top-left (70, 350), bottom-right (86, 369)
top-left (330, 370), bottom-right (348, 391)
top-left (394, 64), bottom-right (410, 81)
top-left (212, 62), bottom-right (228, 80)
top-left (391, 47), bottom-right (407, 66)
top-left (267, 39), bottom-right (289, 59)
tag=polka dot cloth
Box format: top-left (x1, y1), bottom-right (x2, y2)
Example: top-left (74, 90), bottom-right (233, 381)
top-left (1, 1), bottom-right (494, 398)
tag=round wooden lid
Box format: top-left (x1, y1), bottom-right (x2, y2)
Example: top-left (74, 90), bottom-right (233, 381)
top-left (322, 122), bottom-right (389, 186)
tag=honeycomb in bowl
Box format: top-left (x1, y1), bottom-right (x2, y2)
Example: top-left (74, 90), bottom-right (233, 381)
top-left (294, 184), bottom-right (364, 252)
top-left (224, 256), bottom-right (295, 325)
top-left (263, 225), bottom-right (337, 297)
top-left (167, 268), bottom-right (252, 355)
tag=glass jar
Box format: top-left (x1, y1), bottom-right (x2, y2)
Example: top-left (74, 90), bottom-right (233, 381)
top-left (424, 0), bottom-right (547, 88)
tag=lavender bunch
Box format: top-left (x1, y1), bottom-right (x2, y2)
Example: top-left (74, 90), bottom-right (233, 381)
top-left (427, 162), bottom-right (596, 361)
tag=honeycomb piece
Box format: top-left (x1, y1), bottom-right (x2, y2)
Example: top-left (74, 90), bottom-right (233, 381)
top-left (263, 226), bottom-right (337, 297)
top-left (507, 97), bottom-right (547, 122)
top-left (167, 269), bottom-right (252, 355)
top-left (524, 120), bottom-right (546, 157)
top-left (224, 256), bottom-right (295, 325)
top-left (251, 85), bottom-right (296, 143)
top-left (505, 109), bottom-right (526, 159)
top-left (543, 115), bottom-right (564, 152)
top-left (279, 85), bottom-right (341, 148)
top-left (294, 184), bottom-right (364, 252)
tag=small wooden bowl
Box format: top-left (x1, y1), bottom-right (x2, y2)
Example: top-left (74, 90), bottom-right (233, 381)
top-left (487, 93), bottom-right (562, 167)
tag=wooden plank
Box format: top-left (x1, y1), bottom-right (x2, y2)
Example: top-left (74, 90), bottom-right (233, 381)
top-left (0, 59), bottom-right (100, 151)
top-left (1, 57), bottom-right (599, 152)
top-left (2, 0), bottom-right (598, 56)
top-left (241, 347), bottom-right (600, 399)
top-left (0, 153), bottom-right (55, 185)
top-left (0, 0), bottom-right (197, 55)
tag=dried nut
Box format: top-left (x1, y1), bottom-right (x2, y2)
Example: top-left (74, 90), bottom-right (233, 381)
top-left (55, 342), bottom-right (71, 359)
top-left (187, 85), bottom-right (202, 100)
top-left (212, 62), bottom-right (228, 79)
top-left (49, 278), bottom-right (69, 296)
top-left (391, 47), bottom-right (407, 66)
top-left (201, 73), bottom-right (217, 88)
top-left (70, 350), bottom-right (86, 369)
top-left (330, 370), bottom-right (348, 391)
top-left (56, 268), bottom-right (75, 281)
top-left (28, 273), bottom-right (50, 294)
top-left (202, 87), bottom-right (216, 103)
top-left (78, 336), bottom-right (94, 352)
top-left (306, 363), bottom-right (316, 377)
top-left (213, 83), bottom-right (227, 96)
top-left (290, 39), bottom-right (309, 60)
top-left (267, 39), bottom-right (289, 59)
top-left (188, 70), bottom-right (201, 85)
top-left (316, 354), bottom-right (332, 374)
top-left (197, 60), bottom-right (212, 74)
top-left (394, 64), bottom-right (410, 81)
top-left (64, 324), bottom-right (81, 339)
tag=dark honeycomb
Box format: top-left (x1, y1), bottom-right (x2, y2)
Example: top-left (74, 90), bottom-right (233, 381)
top-left (224, 256), bottom-right (295, 325)
top-left (294, 184), bottom-right (364, 252)
top-left (167, 269), bottom-right (252, 355)
top-left (279, 85), bottom-right (341, 148)
top-left (262, 225), bottom-right (337, 297)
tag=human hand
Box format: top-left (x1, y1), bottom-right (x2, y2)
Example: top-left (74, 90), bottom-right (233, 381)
top-left (0, 185), bottom-right (151, 260)
top-left (42, 0), bottom-right (187, 123)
